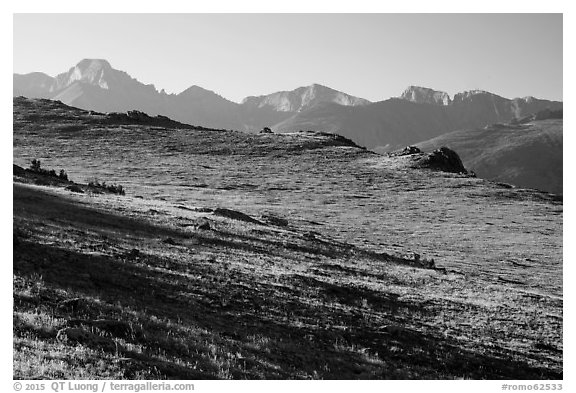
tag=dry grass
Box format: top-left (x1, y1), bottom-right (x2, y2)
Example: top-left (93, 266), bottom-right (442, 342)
top-left (13, 98), bottom-right (562, 379)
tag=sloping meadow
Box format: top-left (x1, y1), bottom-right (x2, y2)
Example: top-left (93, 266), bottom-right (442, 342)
top-left (13, 98), bottom-right (562, 379)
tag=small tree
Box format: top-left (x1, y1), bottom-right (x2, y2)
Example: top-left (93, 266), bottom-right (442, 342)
top-left (30, 159), bottom-right (41, 172)
top-left (59, 169), bottom-right (68, 181)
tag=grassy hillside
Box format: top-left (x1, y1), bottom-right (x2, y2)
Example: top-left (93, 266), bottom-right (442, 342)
top-left (416, 120), bottom-right (563, 194)
top-left (13, 98), bottom-right (562, 379)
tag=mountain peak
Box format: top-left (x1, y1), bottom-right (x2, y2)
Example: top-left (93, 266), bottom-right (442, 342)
top-left (242, 84), bottom-right (370, 112)
top-left (521, 96), bottom-right (536, 103)
top-left (452, 90), bottom-right (503, 104)
top-left (308, 83), bottom-right (329, 90)
top-left (178, 85), bottom-right (221, 98)
top-left (400, 86), bottom-right (451, 105)
top-left (76, 59), bottom-right (112, 72)
top-left (52, 58), bottom-right (116, 91)
top-left (176, 85), bottom-right (236, 107)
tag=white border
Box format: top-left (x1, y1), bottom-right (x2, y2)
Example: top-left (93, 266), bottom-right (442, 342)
top-left (3, 2), bottom-right (571, 392)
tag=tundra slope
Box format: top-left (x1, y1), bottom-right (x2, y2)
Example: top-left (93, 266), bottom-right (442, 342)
top-left (416, 113), bottom-right (563, 194)
top-left (13, 98), bottom-right (562, 379)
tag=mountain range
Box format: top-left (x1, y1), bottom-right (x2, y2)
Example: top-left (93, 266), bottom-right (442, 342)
top-left (277, 87), bottom-right (563, 151)
top-left (13, 59), bottom-right (368, 132)
top-left (14, 59), bottom-right (562, 151)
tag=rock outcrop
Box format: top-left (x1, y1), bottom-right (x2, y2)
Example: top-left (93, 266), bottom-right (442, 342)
top-left (390, 145), bottom-right (422, 157)
top-left (412, 147), bottom-right (467, 174)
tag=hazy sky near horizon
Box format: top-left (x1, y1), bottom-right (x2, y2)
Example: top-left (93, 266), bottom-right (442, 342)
top-left (13, 13), bottom-right (563, 102)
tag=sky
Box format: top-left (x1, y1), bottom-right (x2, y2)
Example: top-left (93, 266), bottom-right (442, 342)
top-left (13, 13), bottom-right (563, 103)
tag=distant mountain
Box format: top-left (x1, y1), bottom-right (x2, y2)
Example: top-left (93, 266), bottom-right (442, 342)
top-left (14, 59), bottom-right (168, 119)
top-left (13, 59), bottom-right (257, 130)
top-left (13, 59), bottom-right (367, 131)
top-left (52, 59), bottom-right (116, 91)
top-left (13, 72), bottom-right (54, 98)
top-left (273, 99), bottom-right (454, 150)
top-left (14, 61), bottom-right (562, 149)
top-left (276, 87), bottom-right (562, 151)
top-left (164, 85), bottom-right (245, 130)
top-left (400, 86), bottom-right (451, 105)
top-left (241, 84), bottom-right (370, 112)
top-left (415, 110), bottom-right (563, 194)
top-left (447, 90), bottom-right (553, 127)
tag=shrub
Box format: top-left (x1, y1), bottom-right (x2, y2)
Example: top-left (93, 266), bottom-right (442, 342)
top-left (59, 169), bottom-right (68, 181)
top-left (29, 159), bottom-right (69, 182)
top-left (106, 184), bottom-right (124, 195)
top-left (88, 179), bottom-right (126, 195)
top-left (30, 159), bottom-right (42, 172)
top-left (66, 184), bottom-right (84, 193)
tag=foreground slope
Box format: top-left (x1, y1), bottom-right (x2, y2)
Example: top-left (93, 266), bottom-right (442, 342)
top-left (13, 98), bottom-right (562, 379)
top-left (416, 117), bottom-right (563, 194)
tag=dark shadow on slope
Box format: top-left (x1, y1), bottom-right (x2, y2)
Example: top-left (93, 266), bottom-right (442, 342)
top-left (13, 184), bottom-right (561, 379)
top-left (13, 236), bottom-right (561, 380)
top-left (14, 184), bottom-right (187, 240)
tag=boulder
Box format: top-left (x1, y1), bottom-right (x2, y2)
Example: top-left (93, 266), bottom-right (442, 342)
top-left (213, 208), bottom-right (264, 225)
top-left (57, 298), bottom-right (91, 313)
top-left (262, 214), bottom-right (289, 227)
top-left (126, 110), bottom-right (151, 121)
top-left (197, 220), bottom-right (211, 230)
top-left (65, 318), bottom-right (144, 340)
top-left (125, 248), bottom-right (140, 260)
top-left (391, 146), bottom-right (421, 156)
top-left (56, 327), bottom-right (119, 352)
top-left (66, 184), bottom-right (84, 193)
top-left (90, 319), bottom-right (141, 339)
top-left (413, 147), bottom-right (467, 173)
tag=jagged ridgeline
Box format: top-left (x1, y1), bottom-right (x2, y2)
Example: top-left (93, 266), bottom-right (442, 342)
top-left (13, 97), bottom-right (562, 379)
top-left (14, 59), bottom-right (562, 149)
